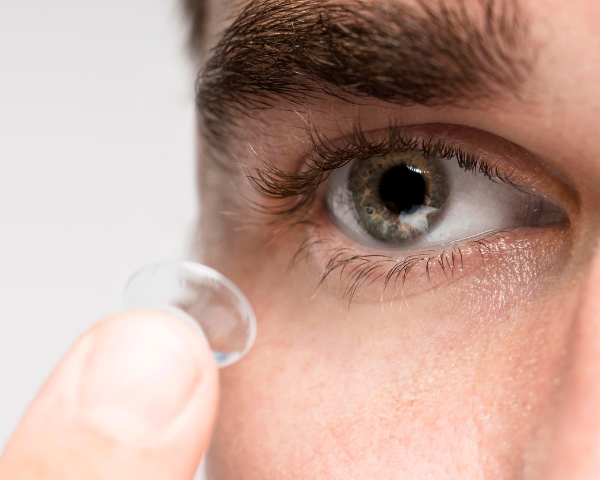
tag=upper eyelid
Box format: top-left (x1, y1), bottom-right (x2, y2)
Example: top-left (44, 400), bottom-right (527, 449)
top-left (337, 124), bottom-right (577, 209)
top-left (244, 123), bottom-right (534, 218)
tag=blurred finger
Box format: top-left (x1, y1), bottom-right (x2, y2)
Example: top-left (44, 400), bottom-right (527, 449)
top-left (0, 310), bottom-right (219, 480)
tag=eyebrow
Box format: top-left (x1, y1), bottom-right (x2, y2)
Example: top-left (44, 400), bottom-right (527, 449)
top-left (197, 0), bottom-right (534, 150)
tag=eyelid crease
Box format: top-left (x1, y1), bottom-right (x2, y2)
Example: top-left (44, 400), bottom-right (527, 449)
top-left (242, 122), bottom-right (520, 221)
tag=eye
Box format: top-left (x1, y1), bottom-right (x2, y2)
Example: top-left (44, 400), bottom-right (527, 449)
top-left (326, 147), bottom-right (565, 250)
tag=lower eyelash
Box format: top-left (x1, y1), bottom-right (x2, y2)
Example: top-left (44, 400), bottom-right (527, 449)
top-left (290, 223), bottom-right (519, 305)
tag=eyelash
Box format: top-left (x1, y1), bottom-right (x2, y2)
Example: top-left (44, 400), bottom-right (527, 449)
top-left (242, 124), bottom-right (534, 304)
top-left (243, 123), bottom-right (517, 220)
top-left (292, 225), bottom-right (520, 304)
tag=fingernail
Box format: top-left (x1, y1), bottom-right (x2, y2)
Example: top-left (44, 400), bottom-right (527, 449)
top-left (78, 312), bottom-right (202, 442)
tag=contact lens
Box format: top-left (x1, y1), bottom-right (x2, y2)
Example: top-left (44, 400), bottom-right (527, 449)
top-left (124, 261), bottom-right (256, 368)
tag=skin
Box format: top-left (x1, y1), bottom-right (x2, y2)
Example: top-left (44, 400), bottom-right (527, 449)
top-left (1, 0), bottom-right (600, 479)
top-left (198, 0), bottom-right (600, 478)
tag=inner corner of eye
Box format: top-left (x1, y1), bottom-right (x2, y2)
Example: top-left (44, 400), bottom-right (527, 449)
top-left (325, 149), bottom-right (565, 250)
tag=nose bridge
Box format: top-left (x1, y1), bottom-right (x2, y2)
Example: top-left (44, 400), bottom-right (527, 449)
top-left (543, 245), bottom-right (600, 479)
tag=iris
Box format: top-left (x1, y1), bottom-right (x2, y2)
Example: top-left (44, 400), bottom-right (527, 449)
top-left (349, 152), bottom-right (449, 243)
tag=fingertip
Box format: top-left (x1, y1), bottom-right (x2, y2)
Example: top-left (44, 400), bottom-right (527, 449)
top-left (0, 310), bottom-right (220, 480)
top-left (80, 309), bottom-right (218, 444)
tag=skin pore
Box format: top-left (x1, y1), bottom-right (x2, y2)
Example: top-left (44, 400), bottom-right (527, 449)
top-left (190, 0), bottom-right (600, 478)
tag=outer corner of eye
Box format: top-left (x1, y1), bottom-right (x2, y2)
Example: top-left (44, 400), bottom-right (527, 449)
top-left (523, 195), bottom-right (568, 228)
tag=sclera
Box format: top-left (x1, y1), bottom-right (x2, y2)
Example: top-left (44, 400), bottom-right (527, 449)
top-left (124, 261), bottom-right (256, 368)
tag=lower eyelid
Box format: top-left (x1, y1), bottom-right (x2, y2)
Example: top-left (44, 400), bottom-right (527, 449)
top-left (294, 213), bottom-right (570, 304)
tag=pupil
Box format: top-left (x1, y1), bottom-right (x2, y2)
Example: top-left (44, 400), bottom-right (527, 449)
top-left (379, 165), bottom-right (427, 215)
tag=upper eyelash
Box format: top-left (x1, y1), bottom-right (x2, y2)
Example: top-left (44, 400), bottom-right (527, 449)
top-left (243, 123), bottom-right (516, 221)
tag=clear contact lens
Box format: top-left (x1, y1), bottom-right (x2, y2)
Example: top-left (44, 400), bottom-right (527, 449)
top-left (124, 261), bottom-right (256, 368)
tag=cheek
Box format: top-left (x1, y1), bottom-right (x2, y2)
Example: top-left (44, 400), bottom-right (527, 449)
top-left (205, 267), bottom-right (579, 479)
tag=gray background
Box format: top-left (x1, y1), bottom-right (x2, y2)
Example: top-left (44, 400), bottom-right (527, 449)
top-left (0, 0), bottom-right (199, 449)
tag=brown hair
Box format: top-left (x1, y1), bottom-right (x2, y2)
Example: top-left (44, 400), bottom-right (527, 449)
top-left (196, 0), bottom-right (532, 153)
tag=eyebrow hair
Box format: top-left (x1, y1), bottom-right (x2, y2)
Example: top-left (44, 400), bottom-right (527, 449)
top-left (197, 0), bottom-right (534, 152)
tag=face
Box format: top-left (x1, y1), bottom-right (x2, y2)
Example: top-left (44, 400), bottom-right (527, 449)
top-left (193, 0), bottom-right (600, 477)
